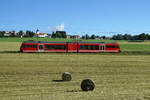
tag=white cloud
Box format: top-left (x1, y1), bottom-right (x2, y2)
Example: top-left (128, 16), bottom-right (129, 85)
top-left (55, 23), bottom-right (65, 31)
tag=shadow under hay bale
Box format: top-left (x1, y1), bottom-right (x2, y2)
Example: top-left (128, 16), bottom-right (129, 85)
top-left (52, 80), bottom-right (64, 82)
top-left (62, 72), bottom-right (72, 81)
top-left (81, 79), bottom-right (95, 91)
top-left (66, 90), bottom-right (82, 92)
top-left (0, 51), bottom-right (20, 54)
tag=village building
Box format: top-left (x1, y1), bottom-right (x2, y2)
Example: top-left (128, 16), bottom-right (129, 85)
top-left (73, 35), bottom-right (80, 39)
top-left (35, 29), bottom-right (48, 38)
top-left (4, 30), bottom-right (17, 37)
top-left (66, 35), bottom-right (71, 39)
top-left (37, 33), bottom-right (48, 38)
top-left (4, 31), bottom-right (11, 37)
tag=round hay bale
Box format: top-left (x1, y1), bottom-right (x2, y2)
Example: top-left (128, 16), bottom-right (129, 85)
top-left (62, 72), bottom-right (72, 81)
top-left (81, 79), bottom-right (95, 91)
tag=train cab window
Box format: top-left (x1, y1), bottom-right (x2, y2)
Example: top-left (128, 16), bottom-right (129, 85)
top-left (26, 45), bottom-right (37, 48)
top-left (116, 45), bottom-right (120, 48)
top-left (21, 44), bottom-right (25, 48)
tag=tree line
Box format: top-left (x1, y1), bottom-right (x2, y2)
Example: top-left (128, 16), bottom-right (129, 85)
top-left (0, 30), bottom-right (67, 38)
top-left (112, 33), bottom-right (150, 40)
top-left (51, 31), bottom-right (67, 38)
top-left (1, 30), bottom-right (150, 40)
top-left (0, 30), bottom-right (35, 37)
top-left (81, 34), bottom-right (107, 40)
top-left (81, 33), bottom-right (150, 40)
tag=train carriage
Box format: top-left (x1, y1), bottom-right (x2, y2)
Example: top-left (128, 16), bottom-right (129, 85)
top-left (20, 41), bottom-right (121, 53)
top-left (104, 43), bottom-right (120, 53)
top-left (20, 41), bottom-right (38, 52)
top-left (44, 42), bottom-right (67, 52)
top-left (67, 42), bottom-right (78, 52)
top-left (78, 42), bottom-right (100, 53)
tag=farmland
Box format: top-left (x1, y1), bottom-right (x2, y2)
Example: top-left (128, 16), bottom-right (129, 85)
top-left (0, 38), bottom-right (150, 100)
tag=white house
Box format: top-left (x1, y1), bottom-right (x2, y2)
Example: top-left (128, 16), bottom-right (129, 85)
top-left (4, 31), bottom-right (11, 37)
top-left (37, 33), bottom-right (48, 37)
top-left (4, 31), bottom-right (17, 37)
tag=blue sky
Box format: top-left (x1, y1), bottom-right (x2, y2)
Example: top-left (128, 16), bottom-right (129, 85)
top-left (0, 0), bottom-right (150, 36)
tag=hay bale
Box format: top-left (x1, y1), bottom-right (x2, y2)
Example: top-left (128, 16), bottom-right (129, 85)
top-left (81, 79), bottom-right (95, 91)
top-left (62, 72), bottom-right (72, 81)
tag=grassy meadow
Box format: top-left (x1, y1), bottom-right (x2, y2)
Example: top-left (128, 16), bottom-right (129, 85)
top-left (0, 38), bottom-right (150, 100)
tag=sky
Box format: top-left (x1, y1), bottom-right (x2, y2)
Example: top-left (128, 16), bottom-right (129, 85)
top-left (0, 0), bottom-right (150, 36)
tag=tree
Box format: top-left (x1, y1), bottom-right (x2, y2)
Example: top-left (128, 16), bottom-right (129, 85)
top-left (85, 34), bottom-right (90, 39)
top-left (130, 35), bottom-right (139, 40)
top-left (25, 30), bottom-right (35, 37)
top-left (112, 34), bottom-right (123, 40)
top-left (82, 35), bottom-right (85, 39)
top-left (96, 35), bottom-right (100, 39)
top-left (61, 31), bottom-right (67, 38)
top-left (0, 31), bottom-right (5, 37)
top-left (51, 31), bottom-right (67, 38)
top-left (123, 34), bottom-right (132, 40)
top-left (18, 30), bottom-right (24, 37)
top-left (51, 32), bottom-right (56, 38)
top-left (9, 30), bottom-right (16, 37)
top-left (101, 36), bottom-right (106, 39)
top-left (91, 34), bottom-right (96, 39)
top-left (148, 34), bottom-right (150, 40)
top-left (56, 31), bottom-right (66, 38)
top-left (138, 33), bottom-right (148, 40)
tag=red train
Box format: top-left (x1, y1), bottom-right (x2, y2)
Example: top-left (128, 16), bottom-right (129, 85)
top-left (20, 41), bottom-right (121, 53)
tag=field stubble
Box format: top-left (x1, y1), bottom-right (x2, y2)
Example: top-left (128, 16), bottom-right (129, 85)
top-left (0, 41), bottom-right (150, 100)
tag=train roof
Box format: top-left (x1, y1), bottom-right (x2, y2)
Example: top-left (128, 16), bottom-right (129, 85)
top-left (22, 40), bottom-right (119, 44)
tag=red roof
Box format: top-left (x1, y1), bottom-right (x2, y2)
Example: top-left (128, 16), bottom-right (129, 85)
top-left (73, 35), bottom-right (80, 37)
top-left (38, 33), bottom-right (47, 35)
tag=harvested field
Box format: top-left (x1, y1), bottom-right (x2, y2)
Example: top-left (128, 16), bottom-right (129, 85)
top-left (0, 40), bottom-right (150, 100)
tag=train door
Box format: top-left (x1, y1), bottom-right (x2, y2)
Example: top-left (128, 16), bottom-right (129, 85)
top-left (38, 44), bottom-right (44, 52)
top-left (100, 44), bottom-right (105, 52)
top-left (67, 43), bottom-right (77, 52)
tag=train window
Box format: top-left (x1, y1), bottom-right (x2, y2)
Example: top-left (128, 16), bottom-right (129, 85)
top-left (106, 45), bottom-right (115, 48)
top-left (116, 45), bottom-right (120, 48)
top-left (55, 45), bottom-right (66, 50)
top-left (80, 45), bottom-right (99, 50)
top-left (45, 45), bottom-right (66, 50)
top-left (45, 45), bottom-right (55, 50)
top-left (85, 45), bottom-right (89, 49)
top-left (106, 45), bottom-right (110, 48)
top-left (39, 45), bottom-right (43, 50)
top-left (80, 45), bottom-right (87, 50)
top-left (79, 45), bottom-right (88, 50)
top-left (79, 45), bottom-right (84, 50)
top-left (111, 45), bottom-right (115, 48)
top-left (26, 45), bottom-right (37, 48)
top-left (91, 45), bottom-right (99, 50)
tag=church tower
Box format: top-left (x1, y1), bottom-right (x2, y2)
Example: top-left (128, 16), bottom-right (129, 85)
top-left (36, 29), bottom-right (40, 34)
